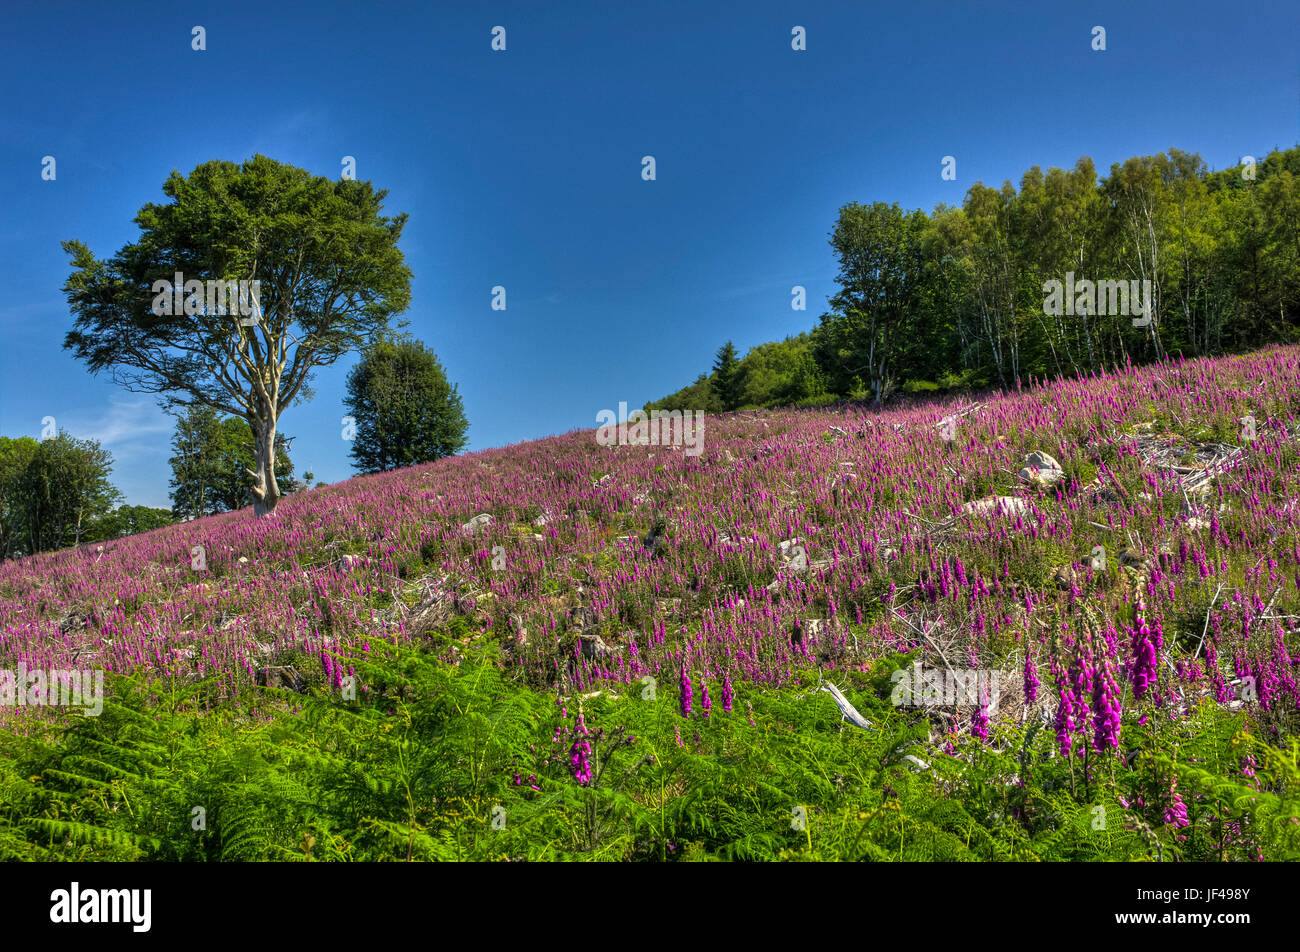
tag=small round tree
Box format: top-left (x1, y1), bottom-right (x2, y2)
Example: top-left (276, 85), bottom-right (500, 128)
top-left (344, 335), bottom-right (469, 473)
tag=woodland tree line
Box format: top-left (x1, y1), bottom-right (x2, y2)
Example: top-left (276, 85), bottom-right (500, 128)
top-left (648, 146), bottom-right (1300, 413)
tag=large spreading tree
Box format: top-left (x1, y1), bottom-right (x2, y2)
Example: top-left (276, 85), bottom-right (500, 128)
top-left (62, 154), bottom-right (412, 516)
top-left (344, 334), bottom-right (469, 473)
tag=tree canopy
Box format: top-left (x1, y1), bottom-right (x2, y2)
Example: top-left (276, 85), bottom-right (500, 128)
top-left (63, 154), bottom-right (413, 516)
top-left (82, 505), bottom-right (176, 543)
top-left (647, 146), bottom-right (1300, 411)
top-left (0, 432), bottom-right (121, 558)
top-left (711, 341), bottom-right (742, 411)
top-left (344, 335), bottom-right (469, 474)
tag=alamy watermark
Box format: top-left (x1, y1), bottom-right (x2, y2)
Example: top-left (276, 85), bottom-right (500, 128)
top-left (50, 882), bottom-right (150, 932)
top-left (150, 272), bottom-right (262, 326)
top-left (1, 664), bottom-right (103, 716)
top-left (1043, 272), bottom-right (1152, 327)
top-left (596, 403), bottom-right (704, 456)
top-left (891, 661), bottom-right (1001, 715)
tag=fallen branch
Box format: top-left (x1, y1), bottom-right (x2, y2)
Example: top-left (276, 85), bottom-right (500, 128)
top-left (819, 681), bottom-right (873, 730)
top-left (1194, 583), bottom-right (1224, 661)
top-left (889, 604), bottom-right (957, 678)
top-left (1261, 583), bottom-right (1285, 618)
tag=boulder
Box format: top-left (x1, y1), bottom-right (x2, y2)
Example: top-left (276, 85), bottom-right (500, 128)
top-left (1019, 451), bottom-right (1064, 486)
top-left (962, 496), bottom-right (1028, 518)
top-left (580, 632), bottom-right (618, 660)
top-left (461, 513), bottom-right (494, 534)
top-left (779, 538), bottom-right (809, 572)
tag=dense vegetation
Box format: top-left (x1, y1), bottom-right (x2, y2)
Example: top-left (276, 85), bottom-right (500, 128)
top-left (2, 347), bottom-right (1298, 860)
top-left (648, 146), bottom-right (1300, 413)
top-left (0, 432), bottom-right (173, 558)
top-left (1, 632), bottom-right (1293, 861)
top-left (169, 405), bottom-right (297, 519)
top-left (0, 336), bottom-right (463, 561)
top-left (62, 154), bottom-right (414, 517)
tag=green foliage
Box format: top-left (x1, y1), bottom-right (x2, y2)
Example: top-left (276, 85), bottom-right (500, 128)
top-left (83, 504), bottom-right (176, 542)
top-left (650, 145), bottom-right (1300, 410)
top-left (711, 341), bottom-right (742, 411)
top-left (644, 373), bottom-right (723, 416)
top-left (168, 405), bottom-right (294, 518)
top-left (0, 436), bottom-right (40, 560)
top-left (648, 334), bottom-right (824, 414)
top-left (344, 334), bottom-right (469, 474)
top-left (62, 153), bottom-right (413, 516)
top-left (0, 635), bottom-right (1292, 861)
top-left (736, 334), bottom-right (825, 407)
top-left (0, 431), bottom-right (121, 558)
top-left (818, 201), bottom-right (933, 406)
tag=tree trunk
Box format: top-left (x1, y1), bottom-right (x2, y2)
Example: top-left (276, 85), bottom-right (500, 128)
top-left (248, 417), bottom-right (281, 517)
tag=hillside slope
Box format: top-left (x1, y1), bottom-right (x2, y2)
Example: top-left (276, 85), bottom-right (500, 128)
top-left (1, 347), bottom-right (1298, 860)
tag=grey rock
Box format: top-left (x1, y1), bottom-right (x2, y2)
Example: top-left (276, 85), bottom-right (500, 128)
top-left (779, 538), bottom-right (809, 572)
top-left (962, 496), bottom-right (1028, 518)
top-left (1019, 451), bottom-right (1064, 486)
top-left (580, 632), bottom-right (617, 660)
top-left (461, 513), bottom-right (494, 534)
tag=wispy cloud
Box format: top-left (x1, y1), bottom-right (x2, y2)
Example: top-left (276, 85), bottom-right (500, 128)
top-left (711, 278), bottom-right (800, 302)
top-left (57, 397), bottom-right (172, 462)
top-left (251, 108), bottom-right (330, 158)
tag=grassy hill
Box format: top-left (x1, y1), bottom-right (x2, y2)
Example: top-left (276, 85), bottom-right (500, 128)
top-left (1, 347), bottom-right (1298, 860)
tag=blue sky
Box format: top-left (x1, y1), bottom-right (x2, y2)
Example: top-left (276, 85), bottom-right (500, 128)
top-left (2, 0), bottom-right (1297, 507)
